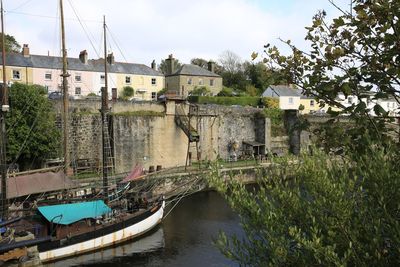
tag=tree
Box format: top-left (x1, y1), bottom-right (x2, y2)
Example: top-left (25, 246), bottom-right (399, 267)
top-left (121, 86), bottom-right (134, 100)
top-left (219, 50), bottom-right (243, 74)
top-left (244, 61), bottom-right (291, 94)
top-left (191, 57), bottom-right (224, 74)
top-left (210, 144), bottom-right (400, 266)
top-left (158, 59), bottom-right (182, 75)
top-left (189, 86), bottom-right (212, 96)
top-left (211, 0), bottom-right (400, 265)
top-left (260, 0), bottom-right (400, 152)
top-left (190, 58), bottom-right (208, 69)
top-left (0, 33), bottom-right (21, 53)
top-left (6, 83), bottom-right (61, 170)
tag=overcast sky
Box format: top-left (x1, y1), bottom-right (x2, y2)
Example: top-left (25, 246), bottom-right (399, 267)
top-left (4, 0), bottom-right (350, 67)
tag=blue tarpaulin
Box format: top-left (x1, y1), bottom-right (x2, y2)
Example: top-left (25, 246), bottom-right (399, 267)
top-left (38, 200), bottom-right (112, 225)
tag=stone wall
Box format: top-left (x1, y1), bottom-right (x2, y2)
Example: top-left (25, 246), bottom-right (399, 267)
top-left (57, 100), bottom-right (274, 173)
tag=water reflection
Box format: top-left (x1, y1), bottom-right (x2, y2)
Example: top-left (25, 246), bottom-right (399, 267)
top-left (44, 227), bottom-right (165, 267)
top-left (46, 191), bottom-right (243, 267)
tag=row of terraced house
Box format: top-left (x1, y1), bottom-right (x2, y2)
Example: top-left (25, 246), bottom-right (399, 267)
top-left (0, 44), bottom-right (223, 100)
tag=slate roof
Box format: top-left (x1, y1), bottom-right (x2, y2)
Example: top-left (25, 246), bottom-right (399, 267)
top-left (262, 85), bottom-right (302, 97)
top-left (167, 64), bottom-right (220, 77)
top-left (0, 53), bottom-right (163, 76)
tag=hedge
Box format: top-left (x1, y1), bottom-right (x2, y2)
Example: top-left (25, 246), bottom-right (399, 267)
top-left (188, 96), bottom-right (261, 107)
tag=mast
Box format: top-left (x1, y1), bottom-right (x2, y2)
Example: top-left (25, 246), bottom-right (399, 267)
top-left (102, 15), bottom-right (109, 202)
top-left (0, 0), bottom-right (9, 219)
top-left (60, 0), bottom-right (71, 175)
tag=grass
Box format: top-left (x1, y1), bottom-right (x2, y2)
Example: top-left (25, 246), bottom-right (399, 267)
top-left (112, 111), bottom-right (165, 117)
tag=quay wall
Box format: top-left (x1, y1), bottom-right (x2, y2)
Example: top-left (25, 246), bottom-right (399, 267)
top-left (55, 100), bottom-right (276, 173)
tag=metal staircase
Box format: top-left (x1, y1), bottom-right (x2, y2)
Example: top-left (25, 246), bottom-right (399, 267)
top-left (174, 104), bottom-right (200, 142)
top-left (174, 104), bottom-right (201, 169)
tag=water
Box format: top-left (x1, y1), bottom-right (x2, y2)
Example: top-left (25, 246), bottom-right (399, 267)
top-left (46, 191), bottom-right (243, 267)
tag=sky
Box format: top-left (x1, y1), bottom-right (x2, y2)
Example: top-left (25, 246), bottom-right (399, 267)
top-left (4, 0), bottom-right (351, 67)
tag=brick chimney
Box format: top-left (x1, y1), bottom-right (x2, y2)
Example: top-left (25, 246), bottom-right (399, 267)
top-left (22, 44), bottom-right (30, 57)
top-left (208, 61), bottom-right (215, 73)
top-left (107, 53), bottom-right (115, 65)
top-left (165, 54), bottom-right (176, 75)
top-left (79, 50), bottom-right (88, 64)
top-left (151, 60), bottom-right (156, 70)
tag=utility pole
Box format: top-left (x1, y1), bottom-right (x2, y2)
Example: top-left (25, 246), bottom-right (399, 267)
top-left (0, 0), bottom-right (9, 219)
top-left (60, 0), bottom-right (71, 175)
top-left (102, 15), bottom-right (109, 202)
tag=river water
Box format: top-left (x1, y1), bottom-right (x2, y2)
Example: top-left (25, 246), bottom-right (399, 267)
top-left (46, 191), bottom-right (243, 267)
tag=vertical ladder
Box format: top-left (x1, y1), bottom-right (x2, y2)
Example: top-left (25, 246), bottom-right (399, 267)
top-left (102, 114), bottom-right (114, 177)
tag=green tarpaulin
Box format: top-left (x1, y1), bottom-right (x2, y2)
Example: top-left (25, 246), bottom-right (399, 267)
top-left (38, 200), bottom-right (111, 225)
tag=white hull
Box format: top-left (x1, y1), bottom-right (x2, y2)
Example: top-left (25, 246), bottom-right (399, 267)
top-left (39, 201), bottom-right (165, 262)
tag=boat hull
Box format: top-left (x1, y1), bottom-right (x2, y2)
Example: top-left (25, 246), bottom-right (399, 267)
top-left (38, 201), bottom-right (165, 262)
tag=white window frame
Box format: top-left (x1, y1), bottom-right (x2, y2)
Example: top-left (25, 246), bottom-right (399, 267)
top-left (199, 78), bottom-right (203, 85)
top-left (288, 97), bottom-right (294, 105)
top-left (151, 92), bottom-right (157, 100)
top-left (310, 100), bottom-right (315, 107)
top-left (75, 87), bottom-right (81, 95)
top-left (125, 76), bottom-right (131, 84)
top-left (12, 70), bottom-right (21, 80)
top-left (100, 74), bottom-right (105, 84)
top-left (187, 78), bottom-right (192, 85)
top-left (75, 73), bottom-right (82, 82)
top-left (45, 72), bottom-right (52, 81)
top-left (151, 78), bottom-right (157, 86)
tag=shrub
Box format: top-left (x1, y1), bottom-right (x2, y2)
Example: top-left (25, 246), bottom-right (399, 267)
top-left (261, 97), bottom-right (279, 108)
top-left (217, 87), bottom-right (234, 97)
top-left (121, 86), bottom-right (134, 100)
top-left (189, 86), bottom-right (212, 96)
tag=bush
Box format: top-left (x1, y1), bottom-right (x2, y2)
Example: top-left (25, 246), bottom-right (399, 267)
top-left (121, 86), bottom-right (134, 100)
top-left (261, 97), bottom-right (279, 108)
top-left (189, 86), bottom-right (212, 96)
top-left (245, 85), bottom-right (258, 96)
top-left (188, 96), bottom-right (261, 107)
top-left (217, 87), bottom-right (234, 97)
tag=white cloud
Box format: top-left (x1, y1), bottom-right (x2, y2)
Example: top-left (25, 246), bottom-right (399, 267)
top-left (4, 0), bottom-right (350, 66)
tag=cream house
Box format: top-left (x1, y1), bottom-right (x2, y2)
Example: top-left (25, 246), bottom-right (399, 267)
top-left (1, 45), bottom-right (164, 100)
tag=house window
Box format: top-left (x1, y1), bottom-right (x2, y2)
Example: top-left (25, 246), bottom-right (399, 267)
top-left (100, 75), bottom-right (105, 84)
top-left (288, 97), bottom-right (294, 104)
top-left (151, 78), bottom-right (156, 85)
top-left (75, 87), bottom-right (81, 95)
top-left (12, 70), bottom-right (21, 80)
top-left (75, 74), bottom-right (82, 82)
top-left (187, 78), bottom-right (192, 85)
top-left (310, 100), bottom-right (315, 107)
top-left (44, 85), bottom-right (50, 93)
top-left (45, 72), bottom-right (52, 80)
top-left (210, 79), bottom-right (214, 86)
top-left (151, 92), bottom-right (157, 100)
top-left (199, 78), bottom-right (203, 85)
top-left (125, 76), bottom-right (131, 84)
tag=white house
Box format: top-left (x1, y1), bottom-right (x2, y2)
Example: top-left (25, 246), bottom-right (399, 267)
top-left (262, 85), bottom-right (301, 110)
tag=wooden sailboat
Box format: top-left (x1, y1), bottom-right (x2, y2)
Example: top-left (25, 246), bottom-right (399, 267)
top-left (0, 0), bottom-right (164, 263)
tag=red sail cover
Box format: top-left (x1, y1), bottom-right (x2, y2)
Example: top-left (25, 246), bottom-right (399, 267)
top-left (121, 165), bottom-right (144, 183)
